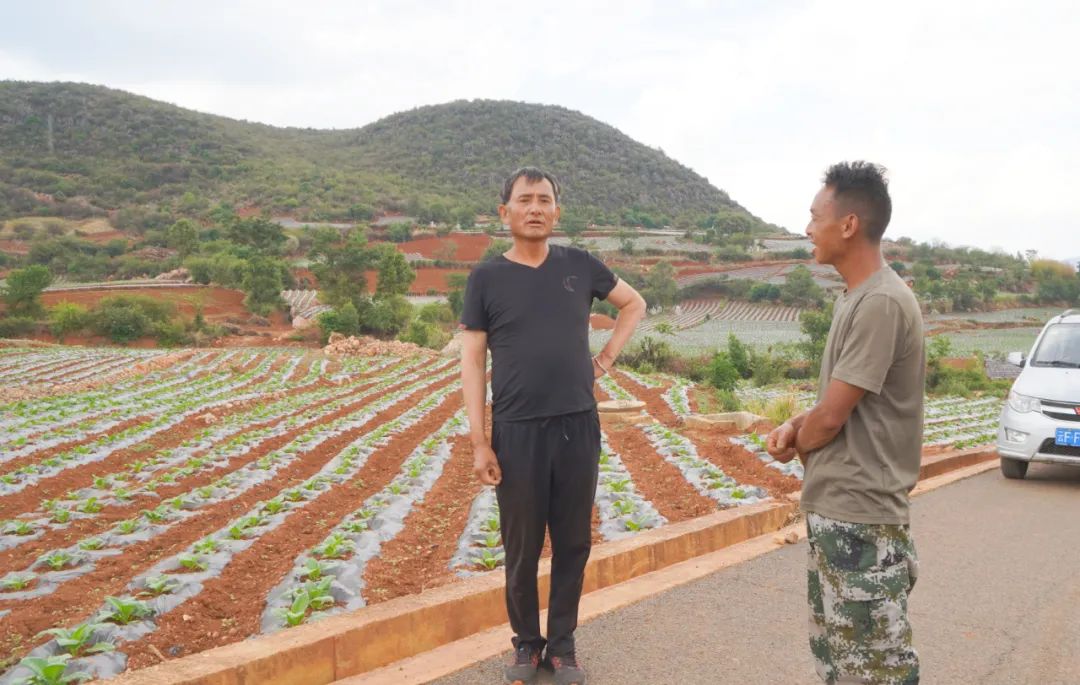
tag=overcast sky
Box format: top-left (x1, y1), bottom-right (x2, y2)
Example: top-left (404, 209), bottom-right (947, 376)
top-left (2, 0), bottom-right (1077, 260)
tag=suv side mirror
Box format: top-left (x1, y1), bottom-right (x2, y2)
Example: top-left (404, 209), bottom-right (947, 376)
top-left (1006, 351), bottom-right (1026, 367)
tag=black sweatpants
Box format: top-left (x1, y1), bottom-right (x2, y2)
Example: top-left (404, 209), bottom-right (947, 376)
top-left (492, 408), bottom-right (601, 657)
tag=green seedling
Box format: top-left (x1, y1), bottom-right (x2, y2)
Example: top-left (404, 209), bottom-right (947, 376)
top-left (299, 558), bottom-right (332, 581)
top-left (142, 575), bottom-right (179, 596)
top-left (284, 488), bottom-right (305, 502)
top-left (480, 515), bottom-right (500, 533)
top-left (314, 533), bottom-right (355, 560)
top-left (483, 531), bottom-right (502, 548)
top-left (51, 508), bottom-right (72, 524)
top-left (300, 577), bottom-right (336, 609)
top-left (606, 478), bottom-right (631, 493)
top-left (625, 518), bottom-right (645, 532)
top-left (241, 514), bottom-right (267, 529)
top-left (274, 591), bottom-right (312, 627)
top-left (36, 622), bottom-right (114, 657)
top-left (115, 519), bottom-right (140, 535)
top-left (102, 596), bottom-right (152, 625)
top-left (4, 520), bottom-right (36, 536)
top-left (475, 548), bottom-right (505, 570)
top-left (1, 572), bottom-right (35, 591)
top-left (193, 537), bottom-right (220, 554)
top-left (141, 506), bottom-right (170, 523)
top-left (11, 654), bottom-right (90, 685)
top-left (167, 496), bottom-right (189, 510)
top-left (612, 499), bottom-right (635, 516)
top-left (76, 498), bottom-right (102, 514)
top-left (177, 554), bottom-right (208, 572)
top-left (262, 498), bottom-right (286, 515)
top-left (78, 537), bottom-right (104, 551)
top-left (340, 520), bottom-right (368, 534)
top-left (41, 550), bottom-right (77, 570)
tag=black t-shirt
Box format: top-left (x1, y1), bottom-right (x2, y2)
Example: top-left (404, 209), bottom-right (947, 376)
top-left (460, 244), bottom-right (618, 422)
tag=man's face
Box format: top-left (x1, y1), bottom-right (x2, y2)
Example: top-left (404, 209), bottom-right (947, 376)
top-left (806, 185), bottom-right (849, 265)
top-left (498, 177), bottom-right (560, 241)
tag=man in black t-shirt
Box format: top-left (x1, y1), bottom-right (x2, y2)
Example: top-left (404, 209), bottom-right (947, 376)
top-left (460, 168), bottom-right (645, 685)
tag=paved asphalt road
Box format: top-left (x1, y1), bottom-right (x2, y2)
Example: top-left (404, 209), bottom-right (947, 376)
top-left (434, 463), bottom-right (1080, 684)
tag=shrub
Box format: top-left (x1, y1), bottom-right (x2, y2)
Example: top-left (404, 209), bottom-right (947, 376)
top-left (707, 351), bottom-right (739, 392)
top-left (0, 317), bottom-right (36, 338)
top-left (2, 264), bottom-right (52, 317)
top-left (48, 302), bottom-right (90, 342)
top-left (153, 320), bottom-right (190, 347)
top-left (620, 336), bottom-right (674, 371)
top-left (317, 302), bottom-right (360, 343)
top-left (727, 333), bottom-right (751, 379)
top-left (749, 345), bottom-right (796, 386)
top-left (91, 295), bottom-right (174, 344)
top-left (717, 389), bottom-right (741, 411)
top-left (363, 295), bottom-right (412, 336)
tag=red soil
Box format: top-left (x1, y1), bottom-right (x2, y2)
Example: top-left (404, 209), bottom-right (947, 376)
top-left (0, 240), bottom-right (30, 255)
top-left (364, 267), bottom-right (470, 295)
top-left (391, 234), bottom-right (493, 262)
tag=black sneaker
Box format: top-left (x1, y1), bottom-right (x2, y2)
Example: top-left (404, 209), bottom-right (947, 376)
top-left (545, 652), bottom-right (586, 685)
top-left (503, 643), bottom-right (542, 685)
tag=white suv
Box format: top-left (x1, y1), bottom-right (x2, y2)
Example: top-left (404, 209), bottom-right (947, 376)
top-left (997, 309), bottom-right (1080, 479)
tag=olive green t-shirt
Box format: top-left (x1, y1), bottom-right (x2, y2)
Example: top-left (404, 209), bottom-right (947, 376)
top-left (801, 266), bottom-right (925, 525)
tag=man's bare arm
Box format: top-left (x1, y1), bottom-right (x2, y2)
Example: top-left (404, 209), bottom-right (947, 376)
top-left (460, 330), bottom-right (489, 446)
top-left (794, 379), bottom-right (866, 455)
top-left (594, 279), bottom-right (647, 372)
top-left (460, 329), bottom-right (501, 485)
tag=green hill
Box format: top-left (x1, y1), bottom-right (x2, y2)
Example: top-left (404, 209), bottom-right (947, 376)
top-left (0, 81), bottom-right (766, 230)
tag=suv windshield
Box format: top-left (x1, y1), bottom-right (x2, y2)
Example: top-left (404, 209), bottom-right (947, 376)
top-left (1030, 322), bottom-right (1080, 368)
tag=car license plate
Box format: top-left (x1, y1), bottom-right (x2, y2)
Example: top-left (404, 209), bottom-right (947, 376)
top-left (1056, 428), bottom-right (1080, 447)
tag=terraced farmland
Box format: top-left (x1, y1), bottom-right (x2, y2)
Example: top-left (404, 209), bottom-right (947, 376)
top-left (281, 289), bottom-right (332, 321)
top-left (0, 347), bottom-right (800, 682)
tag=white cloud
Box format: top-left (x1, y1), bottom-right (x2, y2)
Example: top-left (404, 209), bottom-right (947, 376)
top-left (1, 0), bottom-right (1077, 258)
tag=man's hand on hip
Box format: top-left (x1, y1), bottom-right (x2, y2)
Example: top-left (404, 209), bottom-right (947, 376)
top-left (472, 444), bottom-right (502, 485)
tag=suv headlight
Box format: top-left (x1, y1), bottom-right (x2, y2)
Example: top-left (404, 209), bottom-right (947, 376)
top-left (1007, 391), bottom-right (1041, 414)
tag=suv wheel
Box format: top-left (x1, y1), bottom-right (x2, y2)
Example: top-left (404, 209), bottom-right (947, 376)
top-left (1000, 457), bottom-right (1029, 480)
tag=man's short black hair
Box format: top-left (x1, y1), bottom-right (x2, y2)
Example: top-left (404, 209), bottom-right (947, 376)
top-left (501, 167), bottom-right (561, 204)
top-left (823, 161), bottom-right (891, 242)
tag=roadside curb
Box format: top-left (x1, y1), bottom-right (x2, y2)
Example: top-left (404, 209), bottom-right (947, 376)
top-left (104, 448), bottom-right (998, 685)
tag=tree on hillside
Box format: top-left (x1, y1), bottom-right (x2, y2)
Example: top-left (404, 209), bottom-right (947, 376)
top-left (167, 218), bottom-right (199, 258)
top-left (1031, 259), bottom-right (1080, 304)
top-left (642, 261), bottom-right (678, 309)
top-left (386, 223), bottom-right (413, 243)
top-left (243, 255), bottom-right (286, 316)
top-left (482, 239), bottom-right (512, 262)
top-left (374, 245), bottom-right (416, 297)
top-left (799, 301), bottom-right (834, 377)
top-left (447, 272), bottom-right (468, 318)
top-left (226, 217), bottom-right (286, 255)
top-left (309, 228), bottom-right (378, 312)
top-left (780, 265), bottom-right (825, 308)
top-left (2, 265), bottom-right (52, 318)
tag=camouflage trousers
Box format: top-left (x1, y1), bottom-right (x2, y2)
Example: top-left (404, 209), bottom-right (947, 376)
top-left (806, 512), bottom-right (920, 684)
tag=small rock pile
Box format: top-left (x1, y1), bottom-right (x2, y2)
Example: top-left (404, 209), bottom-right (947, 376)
top-left (323, 333), bottom-right (434, 358)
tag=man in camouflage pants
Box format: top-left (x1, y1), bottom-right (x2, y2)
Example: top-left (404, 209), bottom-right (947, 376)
top-left (768, 161), bottom-right (924, 684)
